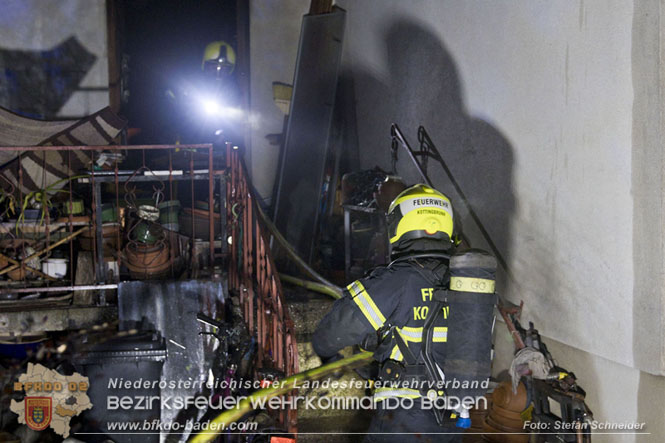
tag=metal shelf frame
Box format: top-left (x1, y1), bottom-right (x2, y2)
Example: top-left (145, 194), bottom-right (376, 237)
top-left (0, 143), bottom-right (226, 298)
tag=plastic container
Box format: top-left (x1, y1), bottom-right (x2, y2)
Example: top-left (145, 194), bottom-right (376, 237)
top-left (158, 200), bottom-right (180, 222)
top-left (41, 258), bottom-right (68, 279)
top-left (76, 332), bottom-right (166, 443)
top-left (63, 200), bottom-right (84, 216)
top-left (158, 200), bottom-right (180, 232)
top-left (101, 203), bottom-right (118, 222)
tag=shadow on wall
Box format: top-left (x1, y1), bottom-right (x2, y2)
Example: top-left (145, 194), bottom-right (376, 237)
top-left (350, 19), bottom-right (518, 280)
top-left (356, 21), bottom-right (611, 427)
top-left (0, 36), bottom-right (96, 119)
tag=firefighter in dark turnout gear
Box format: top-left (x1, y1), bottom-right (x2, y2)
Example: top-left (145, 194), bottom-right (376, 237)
top-left (313, 184), bottom-right (489, 443)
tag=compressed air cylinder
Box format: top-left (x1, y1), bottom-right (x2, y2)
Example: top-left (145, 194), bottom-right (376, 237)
top-left (444, 248), bottom-right (497, 400)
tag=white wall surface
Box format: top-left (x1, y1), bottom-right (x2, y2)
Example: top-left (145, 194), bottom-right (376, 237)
top-left (334, 0), bottom-right (662, 374)
top-left (249, 0), bottom-right (665, 372)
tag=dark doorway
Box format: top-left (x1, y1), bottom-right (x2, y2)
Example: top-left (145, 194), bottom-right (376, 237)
top-left (114, 0), bottom-right (240, 145)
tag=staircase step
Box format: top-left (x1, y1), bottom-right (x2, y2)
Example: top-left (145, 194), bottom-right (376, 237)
top-left (284, 286), bottom-right (372, 437)
top-left (285, 288), bottom-right (335, 341)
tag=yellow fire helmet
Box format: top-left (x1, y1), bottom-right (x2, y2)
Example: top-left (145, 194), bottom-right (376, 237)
top-left (387, 184), bottom-right (455, 249)
top-left (202, 41), bottom-right (236, 75)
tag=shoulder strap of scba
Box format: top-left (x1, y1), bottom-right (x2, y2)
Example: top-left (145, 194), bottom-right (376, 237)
top-left (390, 324), bottom-right (418, 365)
top-left (387, 253), bottom-right (451, 269)
top-left (421, 289), bottom-right (449, 426)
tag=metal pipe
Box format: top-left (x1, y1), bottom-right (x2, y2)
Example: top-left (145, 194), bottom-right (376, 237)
top-left (114, 153), bottom-right (122, 280)
top-left (168, 150), bottom-right (174, 278)
top-left (390, 123), bottom-right (432, 187)
top-left (93, 176), bottom-right (104, 283)
top-left (417, 126), bottom-right (513, 280)
top-left (498, 302), bottom-right (526, 350)
top-left (17, 153), bottom-right (25, 282)
top-left (0, 284), bottom-right (118, 295)
top-left (68, 150), bottom-right (75, 286)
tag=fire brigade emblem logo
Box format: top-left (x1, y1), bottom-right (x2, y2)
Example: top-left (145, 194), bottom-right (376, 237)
top-left (11, 364), bottom-right (91, 437)
top-left (25, 397), bottom-right (52, 431)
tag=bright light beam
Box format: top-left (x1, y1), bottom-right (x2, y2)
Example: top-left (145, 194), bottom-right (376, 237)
top-left (202, 99), bottom-right (221, 115)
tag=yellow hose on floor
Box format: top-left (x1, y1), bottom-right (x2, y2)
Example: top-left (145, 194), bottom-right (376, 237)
top-left (188, 351), bottom-right (373, 442)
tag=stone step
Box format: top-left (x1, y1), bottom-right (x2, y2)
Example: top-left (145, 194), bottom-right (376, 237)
top-left (285, 287), bottom-right (336, 341)
top-left (283, 285), bottom-right (373, 437)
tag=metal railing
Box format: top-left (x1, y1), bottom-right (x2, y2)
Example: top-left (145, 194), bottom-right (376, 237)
top-left (0, 142), bottom-right (299, 432)
top-left (226, 143), bottom-right (299, 433)
top-left (0, 144), bottom-right (219, 298)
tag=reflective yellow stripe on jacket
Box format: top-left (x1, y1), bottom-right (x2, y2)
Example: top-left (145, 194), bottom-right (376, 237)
top-left (374, 387), bottom-right (421, 401)
top-left (347, 281), bottom-right (386, 330)
top-left (389, 326), bottom-right (448, 361)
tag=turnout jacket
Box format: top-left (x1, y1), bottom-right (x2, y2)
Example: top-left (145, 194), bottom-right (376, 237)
top-left (312, 257), bottom-right (449, 399)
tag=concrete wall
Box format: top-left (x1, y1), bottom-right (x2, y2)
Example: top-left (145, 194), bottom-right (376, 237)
top-left (0, 0), bottom-right (109, 118)
top-left (335, 0), bottom-right (642, 369)
top-left (331, 0), bottom-right (665, 440)
top-left (249, 0), bottom-right (665, 440)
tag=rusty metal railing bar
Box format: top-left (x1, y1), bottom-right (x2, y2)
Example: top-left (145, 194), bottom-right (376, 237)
top-left (91, 161), bottom-right (103, 289)
top-left (114, 154), bottom-right (122, 281)
top-left (18, 152), bottom-right (25, 282)
top-left (168, 149), bottom-right (174, 278)
top-left (67, 150), bottom-right (75, 286)
top-left (225, 143), bottom-right (299, 433)
top-left (39, 151), bottom-right (51, 287)
top-left (190, 149), bottom-right (195, 276)
top-left (208, 145), bottom-right (214, 268)
top-left (0, 144), bottom-right (213, 152)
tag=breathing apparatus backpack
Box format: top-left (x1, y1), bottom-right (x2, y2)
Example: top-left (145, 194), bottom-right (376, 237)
top-left (422, 248), bottom-right (497, 424)
top-left (374, 249), bottom-right (497, 426)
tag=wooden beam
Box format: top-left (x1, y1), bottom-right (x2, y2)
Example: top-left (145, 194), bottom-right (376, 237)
top-left (309, 0), bottom-right (333, 15)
